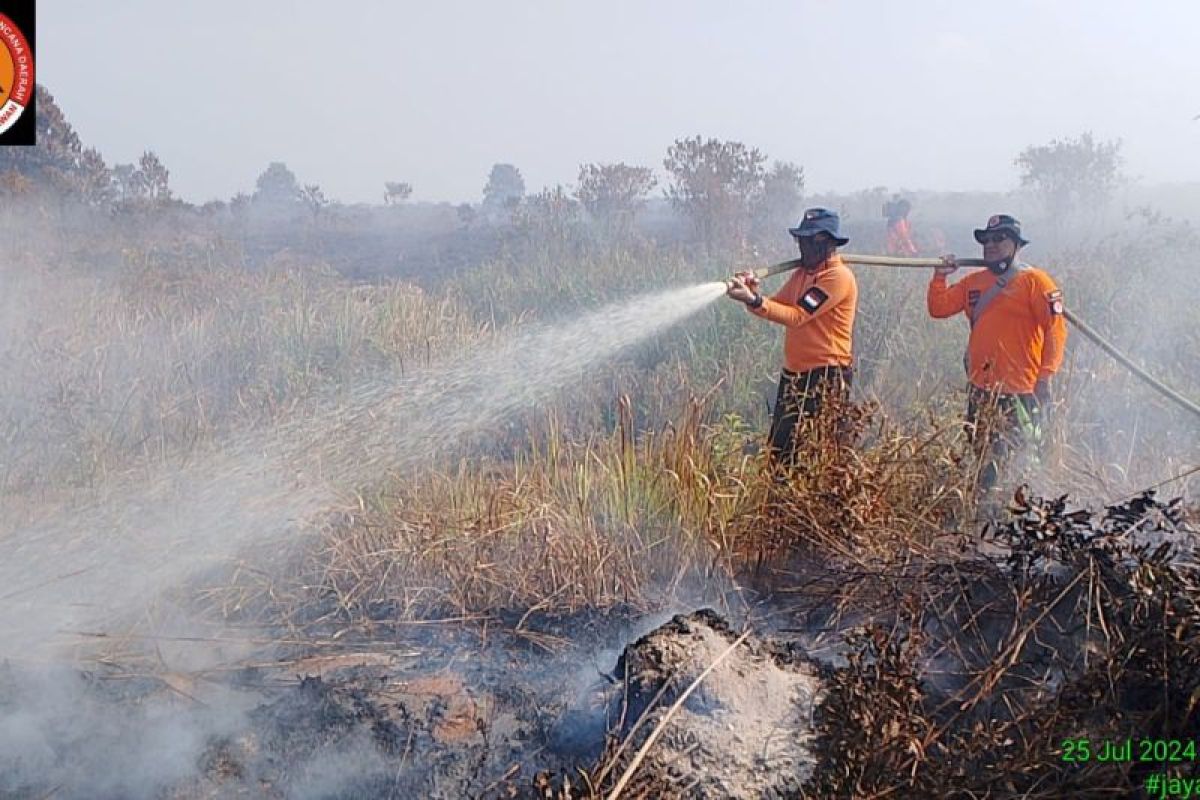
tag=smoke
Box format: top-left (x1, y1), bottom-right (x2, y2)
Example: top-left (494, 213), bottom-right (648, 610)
top-left (0, 280), bottom-right (726, 655)
top-left (0, 663), bottom-right (256, 798)
top-left (1032, 210), bottom-right (1200, 500)
top-left (0, 276), bottom-right (724, 796)
top-left (3, 171), bottom-right (1195, 796)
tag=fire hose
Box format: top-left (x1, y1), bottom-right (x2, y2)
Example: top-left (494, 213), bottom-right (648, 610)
top-left (736, 255), bottom-right (1200, 420)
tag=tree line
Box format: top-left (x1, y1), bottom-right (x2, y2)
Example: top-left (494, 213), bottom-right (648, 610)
top-left (1, 84), bottom-right (1126, 251)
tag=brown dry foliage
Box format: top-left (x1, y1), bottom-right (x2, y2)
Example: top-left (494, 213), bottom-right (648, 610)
top-left (800, 490), bottom-right (1197, 799)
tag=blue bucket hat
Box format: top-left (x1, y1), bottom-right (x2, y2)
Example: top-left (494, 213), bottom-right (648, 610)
top-left (788, 207), bottom-right (849, 246)
top-left (974, 213), bottom-right (1029, 246)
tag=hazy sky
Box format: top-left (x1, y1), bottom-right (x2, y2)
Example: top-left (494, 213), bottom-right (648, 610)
top-left (43, 1), bottom-right (1200, 205)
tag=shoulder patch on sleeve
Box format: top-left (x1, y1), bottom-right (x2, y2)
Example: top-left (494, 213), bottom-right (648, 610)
top-left (798, 286), bottom-right (829, 313)
top-left (1046, 289), bottom-right (1063, 315)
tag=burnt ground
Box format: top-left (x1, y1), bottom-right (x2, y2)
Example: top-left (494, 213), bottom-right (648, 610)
top-left (0, 607), bottom-right (695, 799)
top-left (2, 492), bottom-right (1196, 799)
top-left (0, 607), bottom-right (819, 800)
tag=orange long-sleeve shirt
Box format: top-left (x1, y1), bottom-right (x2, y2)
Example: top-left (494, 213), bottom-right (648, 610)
top-left (927, 265), bottom-right (1067, 394)
top-left (886, 218), bottom-right (918, 256)
top-left (749, 254), bottom-right (857, 373)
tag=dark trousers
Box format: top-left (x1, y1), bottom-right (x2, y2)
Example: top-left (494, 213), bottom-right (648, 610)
top-left (768, 366), bottom-right (853, 468)
top-left (965, 386), bottom-right (1042, 490)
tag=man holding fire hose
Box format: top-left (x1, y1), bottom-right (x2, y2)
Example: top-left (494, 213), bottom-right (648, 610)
top-left (929, 214), bottom-right (1068, 489)
top-left (725, 208), bottom-right (858, 468)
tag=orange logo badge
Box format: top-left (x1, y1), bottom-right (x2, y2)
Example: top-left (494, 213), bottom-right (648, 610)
top-left (0, 12), bottom-right (33, 135)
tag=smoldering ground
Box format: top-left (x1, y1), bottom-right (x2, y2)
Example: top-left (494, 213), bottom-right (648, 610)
top-left (0, 663), bottom-right (255, 797)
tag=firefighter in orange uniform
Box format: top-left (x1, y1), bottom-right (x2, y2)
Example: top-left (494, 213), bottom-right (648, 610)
top-left (884, 195), bottom-right (919, 256)
top-left (726, 208), bottom-right (858, 468)
top-left (929, 214), bottom-right (1067, 488)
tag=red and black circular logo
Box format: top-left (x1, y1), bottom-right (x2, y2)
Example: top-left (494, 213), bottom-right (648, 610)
top-left (0, 12), bottom-right (34, 136)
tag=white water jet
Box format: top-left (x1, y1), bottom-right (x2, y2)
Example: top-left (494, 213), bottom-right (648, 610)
top-left (0, 282), bottom-right (727, 657)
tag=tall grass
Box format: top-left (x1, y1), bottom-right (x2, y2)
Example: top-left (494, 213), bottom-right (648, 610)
top-left (0, 211), bottom-right (1194, 636)
top-left (0, 252), bottom-right (480, 492)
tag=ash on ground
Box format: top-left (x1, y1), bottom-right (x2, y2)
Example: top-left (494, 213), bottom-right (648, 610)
top-left (601, 609), bottom-right (822, 800)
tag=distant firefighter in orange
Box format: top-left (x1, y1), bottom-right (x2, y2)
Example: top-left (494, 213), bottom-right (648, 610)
top-left (883, 194), bottom-right (918, 256)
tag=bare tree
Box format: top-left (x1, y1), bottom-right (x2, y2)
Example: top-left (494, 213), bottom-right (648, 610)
top-left (755, 160), bottom-right (805, 239)
top-left (111, 163), bottom-right (139, 203)
top-left (575, 162), bottom-right (656, 239)
top-left (137, 150), bottom-right (172, 205)
top-left (107, 151), bottom-right (171, 213)
top-left (663, 136), bottom-right (766, 251)
top-left (78, 147), bottom-right (113, 207)
top-left (1015, 132), bottom-right (1124, 225)
top-left (300, 183), bottom-right (328, 225)
top-left (514, 184), bottom-right (579, 246)
top-left (383, 181), bottom-right (412, 205)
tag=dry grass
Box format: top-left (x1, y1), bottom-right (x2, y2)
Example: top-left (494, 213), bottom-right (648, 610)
top-left (0, 252), bottom-right (480, 492)
top-left (554, 489), bottom-right (1196, 800)
top-left (217, 391), bottom-right (1009, 653)
top-left (5, 223), bottom-right (1193, 635)
top-left (263, 395), bottom-right (758, 632)
top-left (790, 489), bottom-right (1197, 799)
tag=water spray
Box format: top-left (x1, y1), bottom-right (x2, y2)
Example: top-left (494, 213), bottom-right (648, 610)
top-left (726, 254), bottom-right (1200, 420)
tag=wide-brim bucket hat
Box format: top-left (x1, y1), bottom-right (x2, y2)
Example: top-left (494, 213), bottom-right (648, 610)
top-left (788, 207), bottom-right (849, 246)
top-left (974, 213), bottom-right (1029, 246)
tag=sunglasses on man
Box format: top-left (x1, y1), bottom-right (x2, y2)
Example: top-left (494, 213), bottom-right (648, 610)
top-left (793, 233), bottom-right (834, 245)
top-left (980, 232), bottom-right (1011, 244)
